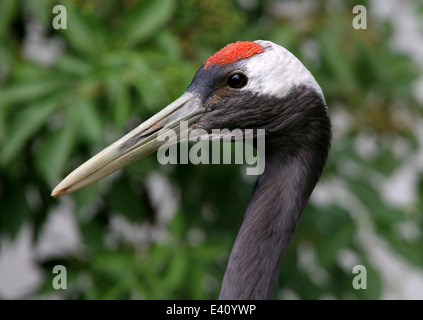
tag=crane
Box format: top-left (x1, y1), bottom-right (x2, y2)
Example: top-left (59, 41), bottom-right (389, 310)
top-left (52, 40), bottom-right (332, 299)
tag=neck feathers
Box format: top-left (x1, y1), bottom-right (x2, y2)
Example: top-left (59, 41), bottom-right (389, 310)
top-left (219, 86), bottom-right (331, 300)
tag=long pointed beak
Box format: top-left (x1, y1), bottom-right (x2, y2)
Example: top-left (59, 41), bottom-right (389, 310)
top-left (52, 92), bottom-right (203, 197)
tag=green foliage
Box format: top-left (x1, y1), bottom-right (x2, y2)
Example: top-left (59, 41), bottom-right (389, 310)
top-left (0, 0), bottom-right (422, 300)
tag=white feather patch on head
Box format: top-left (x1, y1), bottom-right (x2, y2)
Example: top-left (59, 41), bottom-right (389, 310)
top-left (241, 40), bottom-right (324, 100)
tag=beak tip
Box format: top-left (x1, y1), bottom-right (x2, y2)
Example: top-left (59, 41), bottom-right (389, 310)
top-left (51, 187), bottom-right (66, 198)
top-left (50, 92), bottom-right (200, 198)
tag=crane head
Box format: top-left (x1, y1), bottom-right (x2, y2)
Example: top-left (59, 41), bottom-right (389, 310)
top-left (51, 40), bottom-right (324, 197)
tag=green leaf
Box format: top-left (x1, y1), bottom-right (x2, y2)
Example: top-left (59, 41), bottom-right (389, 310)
top-left (0, 0), bottom-right (17, 37)
top-left (73, 183), bottom-right (101, 210)
top-left (103, 75), bottom-right (131, 128)
top-left (319, 27), bottom-right (357, 95)
top-left (0, 99), bottom-right (57, 165)
top-left (164, 247), bottom-right (187, 291)
top-left (0, 105), bottom-right (5, 141)
top-left (130, 55), bottom-right (166, 109)
top-left (35, 112), bottom-right (76, 185)
top-left (54, 54), bottom-right (92, 76)
top-left (155, 31), bottom-right (182, 60)
top-left (384, 234), bottom-right (423, 268)
top-left (80, 221), bottom-right (105, 252)
top-left (91, 252), bottom-right (135, 282)
top-left (0, 182), bottom-right (30, 238)
top-left (126, 154), bottom-right (159, 176)
top-left (26, 0), bottom-right (50, 28)
top-left (316, 223), bottom-right (355, 269)
top-left (114, 81), bottom-right (130, 129)
top-left (347, 179), bottom-right (407, 225)
top-left (63, 5), bottom-right (99, 57)
top-left (0, 79), bottom-right (65, 107)
top-left (125, 0), bottom-right (175, 45)
top-left (367, 148), bottom-right (402, 176)
top-left (0, 39), bottom-right (13, 81)
top-left (108, 178), bottom-right (143, 221)
top-left (76, 98), bottom-right (103, 144)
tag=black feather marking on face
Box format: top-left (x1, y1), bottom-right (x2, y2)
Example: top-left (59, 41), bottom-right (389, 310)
top-left (187, 62), bottom-right (247, 107)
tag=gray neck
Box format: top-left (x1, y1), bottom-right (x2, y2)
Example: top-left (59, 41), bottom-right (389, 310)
top-left (217, 85), bottom-right (331, 300)
top-left (218, 150), bottom-right (319, 300)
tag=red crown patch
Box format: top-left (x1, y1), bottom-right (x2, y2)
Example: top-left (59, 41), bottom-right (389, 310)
top-left (204, 41), bottom-right (264, 70)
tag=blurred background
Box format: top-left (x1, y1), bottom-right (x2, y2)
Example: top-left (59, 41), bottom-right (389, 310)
top-left (0, 0), bottom-right (423, 299)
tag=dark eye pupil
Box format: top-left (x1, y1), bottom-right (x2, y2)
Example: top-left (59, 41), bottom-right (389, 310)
top-left (228, 74), bottom-right (247, 88)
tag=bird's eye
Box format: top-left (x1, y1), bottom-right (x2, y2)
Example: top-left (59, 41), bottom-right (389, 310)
top-left (227, 73), bottom-right (248, 89)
